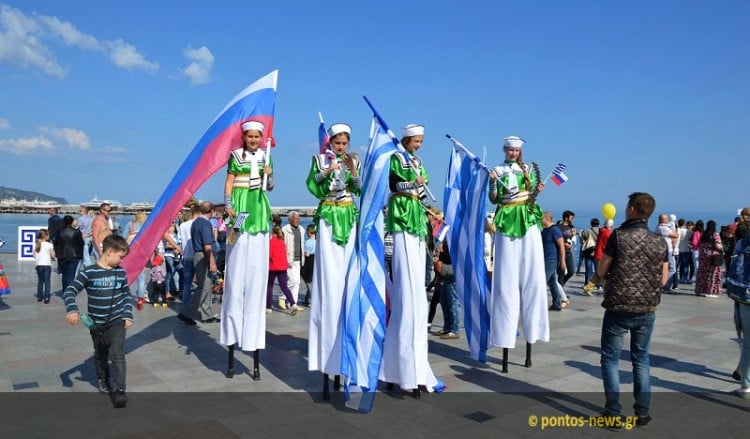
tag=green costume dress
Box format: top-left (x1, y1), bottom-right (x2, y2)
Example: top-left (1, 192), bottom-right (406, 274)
top-left (226, 147), bottom-right (273, 234)
top-left (305, 153), bottom-right (361, 246)
top-left (386, 151), bottom-right (430, 238)
top-left (490, 161), bottom-right (542, 238)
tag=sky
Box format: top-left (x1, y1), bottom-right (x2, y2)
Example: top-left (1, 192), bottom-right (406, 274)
top-left (1, 0), bottom-right (748, 217)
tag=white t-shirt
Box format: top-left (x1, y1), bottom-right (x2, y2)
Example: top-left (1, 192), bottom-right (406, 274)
top-left (179, 219), bottom-right (195, 260)
top-left (34, 241), bottom-right (54, 266)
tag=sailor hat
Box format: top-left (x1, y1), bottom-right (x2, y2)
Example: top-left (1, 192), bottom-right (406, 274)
top-left (241, 121), bottom-right (265, 133)
top-left (502, 136), bottom-right (525, 149)
top-left (327, 123), bottom-right (351, 138)
top-left (402, 124), bottom-right (425, 138)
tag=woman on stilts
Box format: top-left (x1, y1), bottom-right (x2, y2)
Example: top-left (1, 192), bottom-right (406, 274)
top-left (220, 120), bottom-right (274, 380)
top-left (306, 123), bottom-right (361, 400)
top-left (489, 136), bottom-right (549, 371)
top-left (379, 124), bottom-right (442, 398)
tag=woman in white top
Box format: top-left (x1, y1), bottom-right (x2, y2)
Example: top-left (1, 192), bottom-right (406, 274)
top-left (33, 229), bottom-right (55, 304)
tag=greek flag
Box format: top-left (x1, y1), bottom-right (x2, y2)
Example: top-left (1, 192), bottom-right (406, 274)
top-left (340, 100), bottom-right (397, 412)
top-left (443, 134), bottom-right (491, 362)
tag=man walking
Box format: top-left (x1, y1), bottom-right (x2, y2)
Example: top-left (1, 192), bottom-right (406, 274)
top-left (281, 211), bottom-right (304, 311)
top-left (179, 201), bottom-right (219, 325)
top-left (596, 192), bottom-right (668, 428)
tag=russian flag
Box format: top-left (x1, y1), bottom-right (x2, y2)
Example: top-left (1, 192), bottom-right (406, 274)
top-left (318, 112), bottom-right (329, 154)
top-left (121, 70), bottom-right (279, 284)
top-left (551, 170), bottom-right (569, 186)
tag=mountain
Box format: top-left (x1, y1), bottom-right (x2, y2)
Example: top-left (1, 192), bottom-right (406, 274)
top-left (0, 186), bottom-right (67, 204)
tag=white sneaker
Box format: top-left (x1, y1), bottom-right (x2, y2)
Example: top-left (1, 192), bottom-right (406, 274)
top-left (734, 387), bottom-right (750, 398)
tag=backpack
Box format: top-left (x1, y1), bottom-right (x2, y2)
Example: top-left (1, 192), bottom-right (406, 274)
top-left (581, 228), bottom-right (598, 255)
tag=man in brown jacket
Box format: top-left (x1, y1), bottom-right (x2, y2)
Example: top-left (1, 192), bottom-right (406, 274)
top-left (596, 192), bottom-right (668, 429)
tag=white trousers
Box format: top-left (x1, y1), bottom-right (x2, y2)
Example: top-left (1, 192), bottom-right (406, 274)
top-left (379, 232), bottom-right (439, 391)
top-left (284, 260), bottom-right (301, 304)
top-left (220, 232), bottom-right (269, 351)
top-left (308, 220), bottom-right (354, 375)
top-left (490, 225), bottom-right (550, 348)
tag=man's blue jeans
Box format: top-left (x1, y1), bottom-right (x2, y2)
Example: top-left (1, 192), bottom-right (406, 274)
top-left (600, 310), bottom-right (655, 417)
top-left (545, 258), bottom-right (564, 308)
top-left (438, 280), bottom-right (459, 334)
top-left (82, 237), bottom-right (93, 267)
top-left (181, 260), bottom-right (195, 305)
top-left (583, 256), bottom-right (596, 285)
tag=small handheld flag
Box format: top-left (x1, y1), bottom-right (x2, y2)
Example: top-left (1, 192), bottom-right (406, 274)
top-left (318, 112), bottom-right (329, 154)
top-left (542, 163), bottom-right (568, 186)
top-left (550, 170), bottom-right (569, 186)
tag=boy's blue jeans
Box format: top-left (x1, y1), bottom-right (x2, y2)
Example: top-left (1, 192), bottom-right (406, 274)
top-left (90, 319), bottom-right (126, 392)
top-left (600, 310), bottom-right (655, 417)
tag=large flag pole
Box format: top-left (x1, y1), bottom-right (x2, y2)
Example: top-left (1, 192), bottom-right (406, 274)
top-left (363, 96), bottom-right (436, 202)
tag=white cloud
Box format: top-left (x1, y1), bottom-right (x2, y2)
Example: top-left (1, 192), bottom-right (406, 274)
top-left (40, 126), bottom-right (90, 150)
top-left (0, 4), bottom-right (159, 78)
top-left (0, 4), bottom-right (65, 77)
top-left (0, 117), bottom-right (9, 130)
top-left (0, 136), bottom-right (53, 154)
top-left (180, 45), bottom-right (213, 85)
top-left (37, 14), bottom-right (100, 50)
top-left (107, 39), bottom-right (159, 72)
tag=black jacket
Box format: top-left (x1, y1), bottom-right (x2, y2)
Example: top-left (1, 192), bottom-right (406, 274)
top-left (57, 226), bottom-right (84, 260)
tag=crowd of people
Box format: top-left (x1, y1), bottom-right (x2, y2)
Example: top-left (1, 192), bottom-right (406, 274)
top-left (41, 120), bottom-right (749, 418)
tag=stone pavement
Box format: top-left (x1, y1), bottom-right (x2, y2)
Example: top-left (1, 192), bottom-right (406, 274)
top-left (0, 254), bottom-right (747, 438)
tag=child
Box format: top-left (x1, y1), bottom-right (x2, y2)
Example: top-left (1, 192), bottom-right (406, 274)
top-left (150, 253), bottom-right (167, 308)
top-left (300, 224), bottom-right (316, 306)
top-left (267, 226), bottom-right (299, 315)
top-left (33, 229), bottom-right (55, 304)
top-left (64, 234), bottom-right (133, 408)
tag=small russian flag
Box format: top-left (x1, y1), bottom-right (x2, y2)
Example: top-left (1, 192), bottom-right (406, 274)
top-left (433, 221), bottom-right (450, 243)
top-left (551, 170), bottom-right (569, 186)
top-left (318, 113), bottom-right (329, 154)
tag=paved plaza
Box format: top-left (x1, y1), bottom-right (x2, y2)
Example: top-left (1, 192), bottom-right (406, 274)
top-left (0, 254), bottom-right (747, 438)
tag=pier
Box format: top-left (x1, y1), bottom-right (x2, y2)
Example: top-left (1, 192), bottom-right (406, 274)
top-left (0, 204), bottom-right (318, 217)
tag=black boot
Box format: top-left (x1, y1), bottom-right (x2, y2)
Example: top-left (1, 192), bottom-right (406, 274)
top-left (252, 350), bottom-right (260, 381)
top-left (226, 344), bottom-right (235, 378)
top-left (322, 374), bottom-right (330, 401)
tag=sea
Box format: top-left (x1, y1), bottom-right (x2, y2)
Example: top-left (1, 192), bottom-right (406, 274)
top-left (0, 210), bottom-right (740, 255)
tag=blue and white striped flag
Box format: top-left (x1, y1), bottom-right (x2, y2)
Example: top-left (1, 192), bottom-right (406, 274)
top-left (443, 134), bottom-right (491, 362)
top-left (340, 102), bottom-right (398, 413)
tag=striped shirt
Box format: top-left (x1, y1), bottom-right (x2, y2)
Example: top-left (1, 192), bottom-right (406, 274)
top-left (63, 265), bottom-right (134, 323)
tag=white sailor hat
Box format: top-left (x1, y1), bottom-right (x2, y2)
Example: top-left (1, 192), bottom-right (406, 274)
top-left (327, 123), bottom-right (351, 138)
top-left (502, 136), bottom-right (525, 149)
top-left (402, 124), bottom-right (425, 138)
top-left (241, 121), bottom-right (265, 133)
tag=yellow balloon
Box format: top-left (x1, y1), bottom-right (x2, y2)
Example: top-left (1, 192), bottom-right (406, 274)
top-left (602, 203), bottom-right (616, 221)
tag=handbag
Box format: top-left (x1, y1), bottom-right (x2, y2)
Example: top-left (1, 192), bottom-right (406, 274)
top-left (710, 254), bottom-right (724, 267)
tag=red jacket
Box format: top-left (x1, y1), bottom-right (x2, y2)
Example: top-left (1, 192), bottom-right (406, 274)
top-left (269, 236), bottom-right (289, 271)
top-left (594, 227), bottom-right (612, 261)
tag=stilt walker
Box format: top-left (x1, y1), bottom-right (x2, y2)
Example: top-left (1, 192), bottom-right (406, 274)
top-left (220, 120), bottom-right (274, 380)
top-left (379, 124), bottom-right (442, 398)
top-left (489, 136), bottom-right (549, 371)
top-left (306, 122), bottom-right (361, 400)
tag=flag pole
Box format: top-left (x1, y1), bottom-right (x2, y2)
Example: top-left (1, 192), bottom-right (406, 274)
top-left (262, 137), bottom-right (271, 191)
top-left (363, 96), bottom-right (436, 202)
top-left (446, 134), bottom-right (517, 194)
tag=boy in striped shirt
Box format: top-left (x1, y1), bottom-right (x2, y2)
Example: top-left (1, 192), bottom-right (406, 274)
top-left (64, 234), bottom-right (133, 408)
